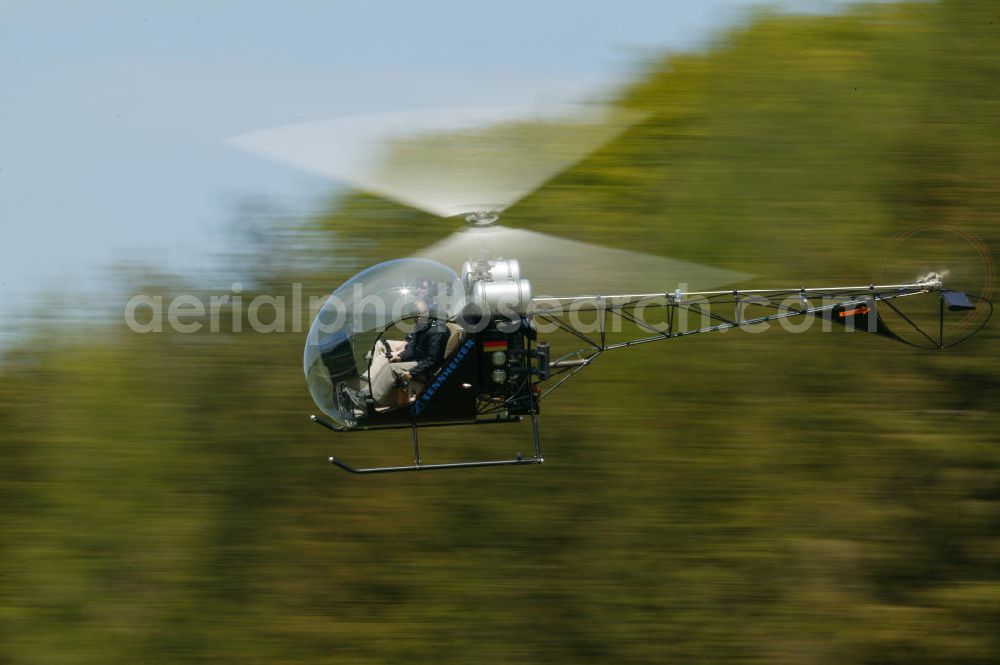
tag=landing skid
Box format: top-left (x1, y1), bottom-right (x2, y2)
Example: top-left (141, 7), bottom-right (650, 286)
top-left (330, 455), bottom-right (543, 474)
top-left (311, 413), bottom-right (544, 474)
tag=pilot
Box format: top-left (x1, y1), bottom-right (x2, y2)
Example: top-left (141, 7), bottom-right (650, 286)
top-left (358, 297), bottom-right (451, 407)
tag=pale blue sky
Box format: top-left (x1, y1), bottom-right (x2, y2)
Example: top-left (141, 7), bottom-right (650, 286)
top-left (0, 0), bottom-right (854, 333)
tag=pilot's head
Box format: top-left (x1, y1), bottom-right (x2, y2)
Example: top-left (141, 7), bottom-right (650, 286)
top-left (401, 297), bottom-right (432, 332)
top-left (413, 298), bottom-right (430, 329)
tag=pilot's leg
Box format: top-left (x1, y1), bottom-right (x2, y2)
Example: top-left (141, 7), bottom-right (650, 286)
top-left (363, 340), bottom-right (406, 388)
top-left (372, 360), bottom-right (417, 406)
top-left (363, 340), bottom-right (405, 378)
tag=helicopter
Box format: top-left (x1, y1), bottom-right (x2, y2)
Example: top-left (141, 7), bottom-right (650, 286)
top-left (231, 105), bottom-right (993, 474)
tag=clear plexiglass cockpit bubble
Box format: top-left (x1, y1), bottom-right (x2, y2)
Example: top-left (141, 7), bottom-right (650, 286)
top-left (304, 258), bottom-right (465, 426)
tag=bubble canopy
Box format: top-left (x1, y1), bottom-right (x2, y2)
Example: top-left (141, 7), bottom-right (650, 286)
top-left (304, 258), bottom-right (465, 426)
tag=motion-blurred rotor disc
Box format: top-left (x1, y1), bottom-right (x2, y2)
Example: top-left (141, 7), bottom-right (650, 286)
top-left (230, 104), bottom-right (754, 295)
top-left (417, 225), bottom-right (753, 297)
top-left (230, 105), bottom-right (644, 218)
top-left (874, 225), bottom-right (993, 341)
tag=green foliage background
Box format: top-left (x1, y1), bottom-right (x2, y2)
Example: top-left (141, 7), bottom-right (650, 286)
top-left (2, 1), bottom-right (998, 662)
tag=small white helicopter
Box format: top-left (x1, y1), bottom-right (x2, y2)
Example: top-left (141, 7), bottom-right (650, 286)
top-left (232, 105), bottom-right (992, 474)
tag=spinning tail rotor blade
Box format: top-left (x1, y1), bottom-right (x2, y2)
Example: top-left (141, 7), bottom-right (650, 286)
top-left (875, 226), bottom-right (994, 338)
top-left (416, 225), bottom-right (754, 297)
top-left (229, 105), bottom-right (644, 218)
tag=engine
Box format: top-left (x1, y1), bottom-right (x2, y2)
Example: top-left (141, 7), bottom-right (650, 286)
top-left (456, 257), bottom-right (544, 416)
top-left (460, 258), bottom-right (533, 320)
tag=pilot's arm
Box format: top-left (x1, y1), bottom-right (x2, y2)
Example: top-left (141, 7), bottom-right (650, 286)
top-left (394, 333), bottom-right (417, 362)
top-left (409, 327), bottom-right (448, 376)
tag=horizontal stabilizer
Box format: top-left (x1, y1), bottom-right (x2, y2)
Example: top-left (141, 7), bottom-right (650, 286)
top-left (942, 290), bottom-right (976, 311)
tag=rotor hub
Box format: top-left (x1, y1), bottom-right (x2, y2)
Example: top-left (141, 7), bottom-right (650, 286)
top-left (464, 210), bottom-right (500, 227)
top-left (916, 271), bottom-right (945, 288)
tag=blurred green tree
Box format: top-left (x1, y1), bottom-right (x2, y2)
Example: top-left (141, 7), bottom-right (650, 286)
top-left (1, 1), bottom-right (998, 663)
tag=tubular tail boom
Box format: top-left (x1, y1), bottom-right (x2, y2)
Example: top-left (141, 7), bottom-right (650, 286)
top-left (530, 280), bottom-right (992, 400)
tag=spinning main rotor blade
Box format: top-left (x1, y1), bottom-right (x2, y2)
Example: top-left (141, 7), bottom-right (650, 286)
top-left (416, 225), bottom-right (753, 297)
top-left (231, 104), bottom-right (754, 293)
top-left (229, 105), bottom-right (643, 218)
